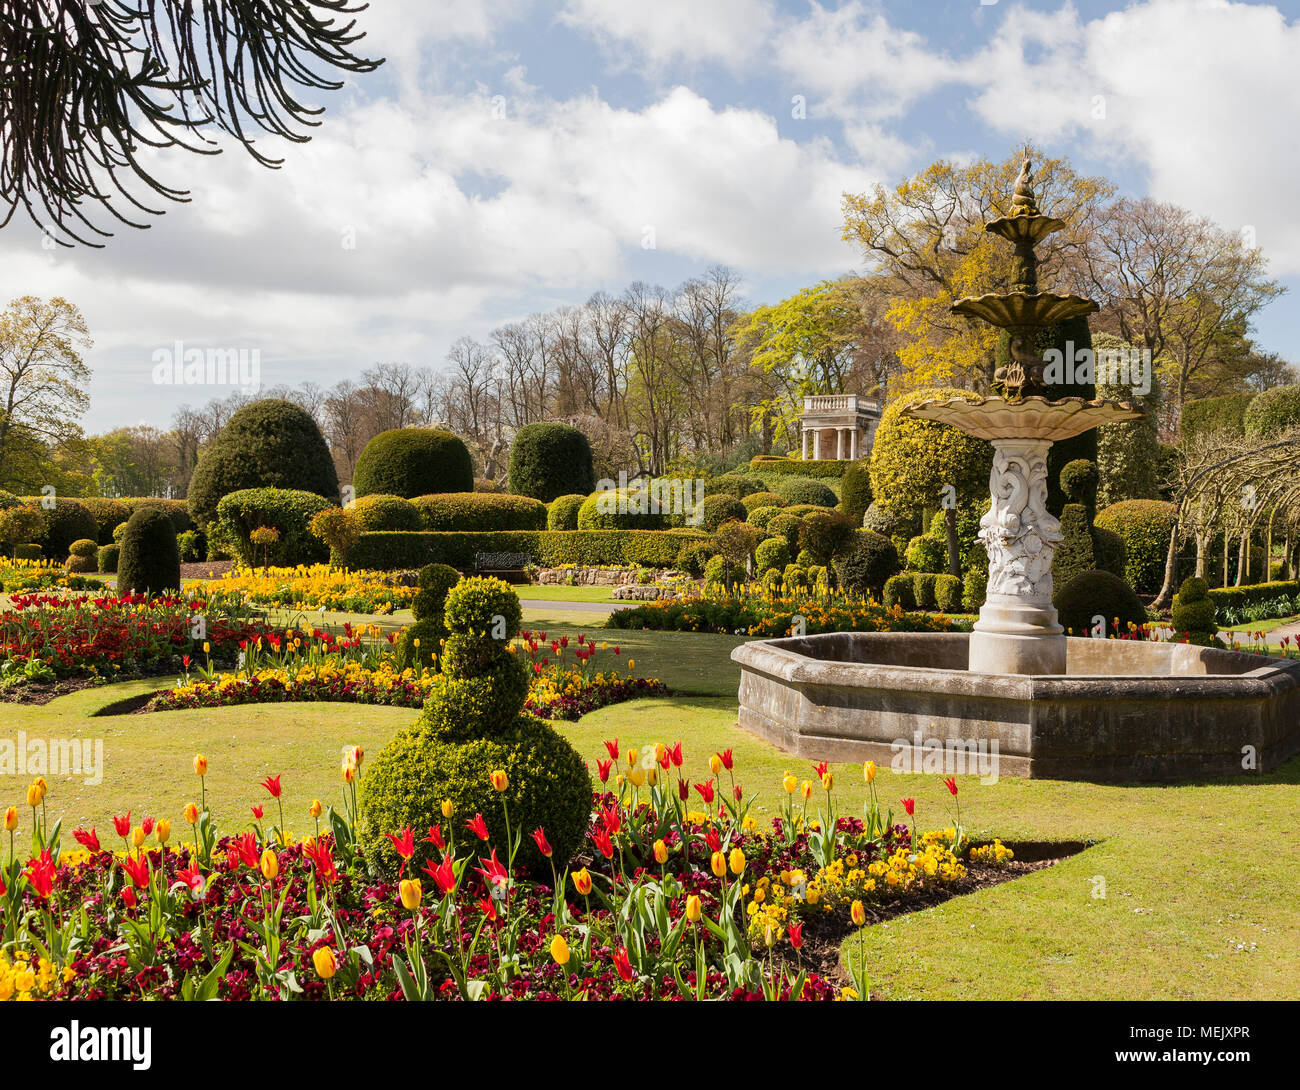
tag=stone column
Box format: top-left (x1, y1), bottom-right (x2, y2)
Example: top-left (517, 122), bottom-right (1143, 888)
top-left (849, 427), bottom-right (858, 461)
top-left (968, 437), bottom-right (1066, 675)
top-left (836, 428), bottom-right (845, 459)
top-left (802, 427), bottom-right (811, 460)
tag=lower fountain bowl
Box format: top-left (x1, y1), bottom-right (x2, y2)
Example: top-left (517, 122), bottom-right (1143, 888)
top-left (731, 632), bottom-right (1300, 782)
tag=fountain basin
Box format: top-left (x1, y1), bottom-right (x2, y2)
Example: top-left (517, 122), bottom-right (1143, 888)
top-left (731, 633), bottom-right (1300, 782)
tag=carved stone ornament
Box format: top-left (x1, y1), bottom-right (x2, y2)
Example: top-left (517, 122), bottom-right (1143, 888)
top-left (979, 439), bottom-right (1061, 604)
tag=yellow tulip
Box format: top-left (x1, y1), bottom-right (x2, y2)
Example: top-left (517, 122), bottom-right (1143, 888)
top-left (782, 772), bottom-right (797, 794)
top-left (863, 761), bottom-right (877, 784)
top-left (25, 784), bottom-right (41, 808)
top-left (821, 772), bottom-right (834, 791)
top-left (309, 799), bottom-right (323, 819)
top-left (626, 747), bottom-right (639, 768)
top-left (3, 806), bottom-right (17, 831)
top-left (709, 754), bottom-right (722, 775)
top-left (711, 851), bottom-right (726, 878)
top-left (550, 934), bottom-right (571, 965)
top-left (312, 946), bottom-right (337, 979)
top-left (342, 762), bottom-right (356, 784)
top-left (131, 826), bottom-right (146, 849)
top-left (156, 819), bottom-right (170, 844)
top-left (851, 900), bottom-right (866, 926)
top-left (202, 641), bottom-right (210, 654)
top-left (260, 850), bottom-right (279, 881)
top-left (441, 799), bottom-right (455, 818)
top-left (800, 780), bottom-right (813, 800)
top-left (193, 754), bottom-right (208, 776)
top-left (729, 847), bottom-right (745, 876)
top-left (573, 868), bottom-right (593, 896)
top-left (653, 839), bottom-right (669, 864)
top-left (399, 878), bottom-right (422, 911)
top-left (183, 803), bottom-right (199, 825)
top-left (489, 769), bottom-right (508, 792)
top-left (685, 895), bottom-right (703, 923)
top-left (627, 766), bottom-right (646, 788)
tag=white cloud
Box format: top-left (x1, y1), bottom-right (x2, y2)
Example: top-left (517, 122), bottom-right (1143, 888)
top-left (558, 0), bottom-right (776, 71)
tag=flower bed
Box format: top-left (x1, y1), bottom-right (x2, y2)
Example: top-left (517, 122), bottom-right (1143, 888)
top-left (606, 586), bottom-right (958, 637)
top-left (186, 564), bottom-right (415, 615)
top-left (0, 558), bottom-right (103, 595)
top-left (0, 746), bottom-right (1011, 1001)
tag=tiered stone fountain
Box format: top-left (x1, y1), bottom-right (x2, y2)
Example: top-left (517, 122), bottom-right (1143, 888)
top-left (732, 161), bottom-right (1300, 782)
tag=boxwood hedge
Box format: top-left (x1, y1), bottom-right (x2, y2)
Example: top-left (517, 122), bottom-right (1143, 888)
top-left (346, 528), bottom-right (708, 571)
top-left (413, 492), bottom-right (547, 532)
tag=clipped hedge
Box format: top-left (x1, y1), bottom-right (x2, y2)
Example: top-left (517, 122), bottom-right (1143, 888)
top-left (353, 428), bottom-right (473, 499)
top-left (576, 490), bottom-right (669, 531)
top-left (215, 488), bottom-right (333, 566)
top-left (346, 528), bottom-right (708, 571)
top-left (507, 422), bottom-right (595, 503)
top-left (26, 499), bottom-right (98, 559)
top-left (547, 494), bottom-right (586, 531)
top-left (775, 477), bottom-right (837, 508)
top-left (413, 492), bottom-right (547, 533)
top-left (749, 455), bottom-right (849, 479)
top-left (351, 494), bottom-right (422, 532)
top-left (1208, 580), bottom-right (1300, 613)
top-left (82, 498), bottom-right (132, 545)
top-left (1243, 384), bottom-right (1300, 440)
top-left (1094, 499), bottom-right (1176, 594)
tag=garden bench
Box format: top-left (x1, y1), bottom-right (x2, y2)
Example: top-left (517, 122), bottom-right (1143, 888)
top-left (473, 551), bottom-right (533, 584)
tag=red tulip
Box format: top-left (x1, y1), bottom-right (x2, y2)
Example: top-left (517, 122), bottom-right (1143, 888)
top-left (73, 827), bottom-right (100, 853)
top-left (604, 738), bottom-right (620, 761)
top-left (944, 776), bottom-right (958, 796)
top-left (669, 742), bottom-right (683, 768)
top-left (530, 827), bottom-right (553, 859)
top-left (121, 854), bottom-right (150, 890)
top-left (466, 813), bottom-right (490, 842)
top-left (813, 760), bottom-right (829, 779)
top-left (423, 854), bottom-right (457, 896)
top-left (788, 921), bottom-right (804, 950)
top-left (24, 853), bottom-right (56, 899)
top-left (141, 816), bottom-right (155, 836)
top-left (596, 759), bottom-right (613, 784)
top-left (177, 862), bottom-right (204, 897)
top-left (477, 897), bottom-right (498, 922)
top-left (233, 832), bottom-right (260, 869)
top-left (718, 749), bottom-right (734, 771)
top-left (593, 827), bottom-right (615, 860)
top-left (423, 824), bottom-right (445, 852)
top-left (386, 826), bottom-right (416, 875)
top-left (251, 805), bottom-right (264, 819)
top-left (113, 811), bottom-right (131, 839)
top-left (121, 886), bottom-right (137, 909)
top-left (305, 840), bottom-right (338, 884)
top-left (475, 848), bottom-right (509, 898)
top-left (678, 779), bottom-right (691, 802)
top-left (601, 805), bottom-right (621, 835)
top-left (733, 784), bottom-right (743, 801)
top-left (695, 780), bottom-right (715, 805)
top-left (261, 774), bottom-right (283, 799)
top-left (613, 946), bottom-right (634, 983)
top-left (901, 797), bottom-right (915, 817)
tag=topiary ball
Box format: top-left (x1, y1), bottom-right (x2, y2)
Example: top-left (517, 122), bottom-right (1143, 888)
top-left (754, 536), bottom-right (790, 574)
top-left (742, 491), bottom-right (785, 513)
top-left (547, 494), bottom-right (586, 531)
top-left (351, 494), bottom-right (422, 532)
top-left (443, 576), bottom-right (523, 638)
top-left (775, 476), bottom-right (837, 508)
top-left (117, 507), bottom-right (181, 597)
top-left (1053, 569), bottom-right (1146, 637)
top-left (353, 428), bottom-right (473, 499)
top-left (1059, 459), bottom-right (1099, 509)
top-left (700, 495), bottom-right (747, 532)
top-left (1176, 576), bottom-right (1209, 603)
top-left (882, 573), bottom-right (916, 611)
top-left (833, 530), bottom-right (899, 598)
top-left (508, 422), bottom-right (596, 503)
top-left (412, 563), bottom-right (461, 621)
top-left (1171, 576), bottom-right (1217, 646)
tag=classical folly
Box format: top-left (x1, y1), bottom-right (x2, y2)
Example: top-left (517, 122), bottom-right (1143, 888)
top-left (799, 394), bottom-right (881, 461)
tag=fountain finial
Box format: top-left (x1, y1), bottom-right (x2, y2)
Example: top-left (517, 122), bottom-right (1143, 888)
top-left (1009, 157), bottom-right (1039, 216)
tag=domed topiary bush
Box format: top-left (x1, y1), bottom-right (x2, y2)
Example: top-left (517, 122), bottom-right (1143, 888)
top-left (575, 490), bottom-right (668, 531)
top-left (1094, 500), bottom-right (1175, 594)
top-left (353, 428), bottom-right (473, 500)
top-left (117, 507), bottom-right (181, 596)
top-left (66, 538), bottom-right (99, 573)
top-left (1171, 576), bottom-right (1218, 646)
top-left (882, 573), bottom-right (916, 611)
top-left (833, 530), bottom-right (898, 599)
top-left (754, 536), bottom-right (790, 575)
top-left (547, 494), bottom-right (586, 531)
top-left (911, 572), bottom-right (939, 611)
top-left (700, 495), bottom-right (747, 532)
top-left (187, 399), bottom-right (339, 528)
top-left (29, 499), bottom-right (99, 559)
top-left (361, 577), bottom-right (592, 875)
top-left (215, 488), bottom-right (334, 567)
top-left (742, 491), bottom-right (785, 514)
top-left (508, 423), bottom-right (596, 503)
top-left (351, 494), bottom-right (422, 532)
top-left (838, 461), bottom-right (873, 524)
top-left (746, 505), bottom-right (783, 530)
top-left (797, 510), bottom-right (855, 566)
top-left (767, 512), bottom-right (803, 553)
top-left (705, 474), bottom-right (767, 499)
top-left (704, 554), bottom-right (746, 587)
top-left (97, 544), bottom-right (119, 573)
top-left (397, 563), bottom-right (461, 671)
top-left (1053, 569), bottom-right (1146, 637)
top-left (775, 476), bottom-right (837, 508)
top-left (904, 534), bottom-right (947, 574)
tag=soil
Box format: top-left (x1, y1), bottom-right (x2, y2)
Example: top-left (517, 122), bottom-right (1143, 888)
top-left (0, 676), bottom-right (109, 705)
top-left (181, 561), bottom-right (235, 581)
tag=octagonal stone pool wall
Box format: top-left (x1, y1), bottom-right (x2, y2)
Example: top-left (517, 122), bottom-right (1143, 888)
top-left (731, 632), bottom-right (1300, 782)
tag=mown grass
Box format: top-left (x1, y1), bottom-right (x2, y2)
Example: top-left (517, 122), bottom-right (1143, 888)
top-left (3, 609), bottom-right (1297, 1000)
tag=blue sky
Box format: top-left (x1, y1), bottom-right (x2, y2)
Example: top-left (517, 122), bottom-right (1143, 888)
top-left (2, 0), bottom-right (1297, 432)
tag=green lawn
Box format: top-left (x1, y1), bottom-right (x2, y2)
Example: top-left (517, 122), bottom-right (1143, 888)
top-left (515, 584), bottom-right (622, 603)
top-left (4, 611), bottom-right (1298, 1000)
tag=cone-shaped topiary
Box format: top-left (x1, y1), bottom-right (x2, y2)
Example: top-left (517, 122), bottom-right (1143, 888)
top-left (1171, 576), bottom-right (1218, 646)
top-left (117, 506), bottom-right (180, 596)
top-left (361, 577), bottom-right (592, 875)
top-left (187, 399), bottom-right (339, 528)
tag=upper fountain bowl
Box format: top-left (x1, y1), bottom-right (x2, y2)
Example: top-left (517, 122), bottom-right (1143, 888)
top-left (951, 291), bottom-right (1098, 329)
top-left (905, 395), bottom-right (1144, 441)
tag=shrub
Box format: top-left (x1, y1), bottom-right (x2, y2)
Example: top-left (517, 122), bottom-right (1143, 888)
top-left (14, 543), bottom-right (42, 561)
top-left (1244, 384), bottom-right (1300, 440)
top-left (904, 534), bottom-right (947, 574)
top-left (1059, 459), bottom-right (1099, 512)
top-left (1171, 576), bottom-right (1218, 646)
top-left (117, 507), bottom-right (181, 596)
top-left (768, 513), bottom-right (803, 553)
top-left (68, 538), bottom-right (98, 558)
top-left (352, 494), bottom-right (422, 532)
top-left (413, 493), bottom-right (547, 533)
top-left (754, 536), bottom-right (790, 575)
top-left (345, 528), bottom-right (706, 571)
top-left (123, 498), bottom-right (197, 536)
top-left (677, 540), bottom-right (717, 577)
top-left (934, 574), bottom-right (963, 614)
top-left (66, 538), bottom-right (98, 572)
top-left (882, 573), bottom-right (916, 611)
top-left (1094, 500), bottom-right (1175, 594)
top-left (1053, 569), bottom-right (1146, 637)
top-left (797, 510), bottom-right (856, 565)
top-left (215, 488), bottom-right (333, 567)
top-left (838, 461), bottom-right (873, 524)
top-left (308, 507), bottom-right (364, 569)
top-left (862, 502), bottom-right (919, 542)
top-left (704, 474), bottom-right (767, 499)
top-left (0, 506), bottom-right (45, 557)
top-left (833, 530), bottom-right (898, 598)
top-left (353, 428), bottom-right (473, 499)
top-left (187, 399), bottom-right (338, 527)
top-left (747, 505), bottom-right (783, 530)
top-left (1052, 504), bottom-right (1096, 589)
top-left (775, 477), bottom-right (837, 507)
top-left (961, 565), bottom-right (987, 612)
top-left (1181, 392), bottom-right (1252, 439)
top-left (783, 504), bottom-right (831, 520)
top-left (361, 578), bottom-right (590, 874)
top-left (704, 554), bottom-right (746, 587)
top-left (911, 572), bottom-right (938, 611)
top-left (397, 563), bottom-right (461, 670)
top-left (547, 494), bottom-right (586, 531)
top-left (112, 521), bottom-right (128, 544)
top-left (508, 422), bottom-right (595, 502)
top-left (176, 530), bottom-right (205, 562)
top-left (1091, 525), bottom-right (1126, 578)
top-left (701, 495), bottom-right (747, 532)
top-left (0, 490), bottom-right (20, 510)
top-left (474, 477), bottom-right (502, 493)
top-left (97, 544), bottom-right (119, 573)
top-left (576, 490), bottom-right (669, 531)
top-left (28, 499), bottom-right (99, 559)
top-left (82, 498), bottom-right (132, 545)
top-left (748, 455), bottom-right (848, 479)
top-left (742, 491), bottom-right (785, 513)
top-left (783, 564), bottom-right (809, 592)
